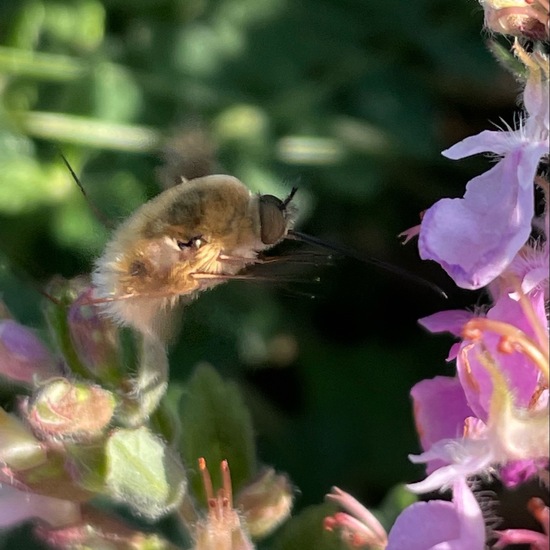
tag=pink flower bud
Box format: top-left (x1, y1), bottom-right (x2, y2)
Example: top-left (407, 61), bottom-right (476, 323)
top-left (0, 320), bottom-right (59, 385)
top-left (27, 378), bottom-right (116, 441)
top-left (68, 288), bottom-right (123, 384)
top-left (481, 0), bottom-right (549, 40)
top-left (0, 407), bottom-right (47, 471)
top-left (235, 468), bottom-right (294, 539)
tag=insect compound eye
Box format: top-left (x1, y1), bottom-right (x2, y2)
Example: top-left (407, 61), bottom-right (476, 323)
top-left (177, 235), bottom-right (205, 250)
top-left (258, 194), bottom-right (288, 245)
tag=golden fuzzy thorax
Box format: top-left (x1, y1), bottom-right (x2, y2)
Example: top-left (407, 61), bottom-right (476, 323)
top-left (92, 175), bottom-right (281, 336)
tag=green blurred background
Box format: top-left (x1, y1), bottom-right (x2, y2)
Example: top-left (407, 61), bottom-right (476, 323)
top-left (0, 0), bottom-right (518, 547)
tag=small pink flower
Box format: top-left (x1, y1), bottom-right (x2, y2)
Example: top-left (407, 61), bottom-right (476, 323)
top-left (324, 486), bottom-right (388, 549)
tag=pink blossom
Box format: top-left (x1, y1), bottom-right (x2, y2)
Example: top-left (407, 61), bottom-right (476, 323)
top-left (324, 486), bottom-right (388, 549)
top-left (418, 51), bottom-right (549, 290)
top-left (410, 376), bottom-right (473, 474)
top-left (386, 478), bottom-right (485, 550)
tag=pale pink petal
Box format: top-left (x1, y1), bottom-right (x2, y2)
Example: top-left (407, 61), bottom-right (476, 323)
top-left (0, 486), bottom-right (80, 528)
top-left (411, 377), bottom-right (473, 474)
top-left (387, 478), bottom-right (485, 550)
top-left (419, 145), bottom-right (547, 289)
top-left (442, 129), bottom-right (517, 158)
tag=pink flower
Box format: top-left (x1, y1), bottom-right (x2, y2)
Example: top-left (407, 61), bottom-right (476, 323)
top-left (419, 292), bottom-right (545, 423)
top-left (418, 49), bottom-right (549, 290)
top-left (407, 318), bottom-right (548, 493)
top-left (324, 486), bottom-right (388, 549)
top-left (410, 376), bottom-right (473, 474)
top-left (386, 478), bottom-right (485, 550)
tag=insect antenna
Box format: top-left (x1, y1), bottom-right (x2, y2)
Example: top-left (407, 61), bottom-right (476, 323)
top-left (287, 229), bottom-right (448, 299)
top-left (58, 151), bottom-right (115, 230)
top-left (282, 186), bottom-right (299, 208)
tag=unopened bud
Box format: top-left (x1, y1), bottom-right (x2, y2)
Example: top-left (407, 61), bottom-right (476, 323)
top-left (0, 408), bottom-right (47, 471)
top-left (0, 486), bottom-right (80, 530)
top-left (0, 320), bottom-right (59, 385)
top-left (481, 0), bottom-right (549, 40)
top-left (36, 505), bottom-right (173, 549)
top-left (235, 468), bottom-right (293, 539)
top-left (28, 378), bottom-right (116, 441)
top-left (68, 287), bottom-right (123, 385)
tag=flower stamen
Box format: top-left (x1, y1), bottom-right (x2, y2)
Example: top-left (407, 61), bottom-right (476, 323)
top-left (463, 318), bottom-right (549, 382)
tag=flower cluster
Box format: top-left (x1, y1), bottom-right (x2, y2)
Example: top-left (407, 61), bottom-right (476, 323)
top-left (0, 279), bottom-right (293, 549)
top-left (325, 4), bottom-right (549, 549)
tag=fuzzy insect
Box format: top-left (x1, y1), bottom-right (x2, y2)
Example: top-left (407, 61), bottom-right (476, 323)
top-left (92, 175), bottom-right (298, 338)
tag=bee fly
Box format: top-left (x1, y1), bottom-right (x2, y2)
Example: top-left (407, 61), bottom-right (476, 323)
top-left (92, 175), bottom-right (300, 337)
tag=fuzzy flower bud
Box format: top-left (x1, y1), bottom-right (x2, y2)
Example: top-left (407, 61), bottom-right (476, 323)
top-left (0, 319), bottom-right (59, 385)
top-left (481, 0), bottom-right (550, 39)
top-left (0, 407), bottom-right (47, 471)
top-left (68, 287), bottom-right (123, 385)
top-left (36, 504), bottom-right (176, 550)
top-left (235, 468), bottom-right (293, 539)
top-left (27, 378), bottom-right (116, 441)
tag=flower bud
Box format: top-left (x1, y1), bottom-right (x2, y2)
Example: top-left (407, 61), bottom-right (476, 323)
top-left (235, 468), bottom-right (294, 539)
top-left (36, 504), bottom-right (174, 550)
top-left (481, 0), bottom-right (549, 40)
top-left (0, 320), bottom-right (59, 385)
top-left (28, 378), bottom-right (116, 441)
top-left (0, 407), bottom-right (47, 471)
top-left (0, 485), bottom-right (80, 530)
top-left (68, 287), bottom-right (123, 385)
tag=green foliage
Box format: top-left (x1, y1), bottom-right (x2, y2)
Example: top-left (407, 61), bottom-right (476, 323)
top-left (271, 503), bottom-right (345, 550)
top-left (179, 363), bottom-right (256, 501)
top-left (105, 426), bottom-right (187, 520)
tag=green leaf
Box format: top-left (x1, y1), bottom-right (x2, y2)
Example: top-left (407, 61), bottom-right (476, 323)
top-left (271, 503), bottom-right (345, 550)
top-left (377, 484), bottom-right (417, 528)
top-left (105, 426), bottom-right (187, 521)
top-left (179, 363), bottom-right (256, 502)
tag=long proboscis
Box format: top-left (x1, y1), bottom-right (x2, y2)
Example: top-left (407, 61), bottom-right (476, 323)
top-left (287, 230), bottom-right (448, 299)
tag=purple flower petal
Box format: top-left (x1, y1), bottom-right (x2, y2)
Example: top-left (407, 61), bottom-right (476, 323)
top-left (419, 145), bottom-right (546, 289)
top-left (500, 459), bottom-right (546, 487)
top-left (0, 320), bottom-right (59, 385)
top-left (442, 129), bottom-right (516, 159)
top-left (387, 478), bottom-right (485, 550)
top-left (418, 310), bottom-right (475, 336)
top-left (0, 486), bottom-right (80, 528)
top-left (457, 293), bottom-right (542, 421)
top-left (411, 377), bottom-right (473, 473)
